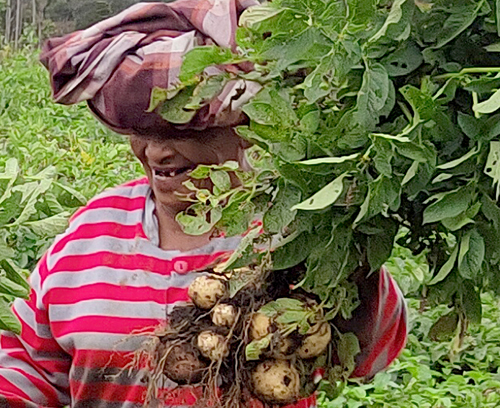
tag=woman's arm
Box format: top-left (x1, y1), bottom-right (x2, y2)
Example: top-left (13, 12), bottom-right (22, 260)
top-left (0, 254), bottom-right (71, 408)
top-left (334, 266), bottom-right (408, 378)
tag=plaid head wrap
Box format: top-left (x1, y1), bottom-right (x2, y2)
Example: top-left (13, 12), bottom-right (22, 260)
top-left (40, 0), bottom-right (261, 136)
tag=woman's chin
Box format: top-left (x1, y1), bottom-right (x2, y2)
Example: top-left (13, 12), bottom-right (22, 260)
top-left (152, 188), bottom-right (191, 214)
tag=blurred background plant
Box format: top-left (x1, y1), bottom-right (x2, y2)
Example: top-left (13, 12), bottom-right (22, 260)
top-left (0, 49), bottom-right (142, 331)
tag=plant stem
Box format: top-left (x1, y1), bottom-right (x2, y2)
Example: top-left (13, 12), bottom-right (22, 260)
top-left (434, 68), bottom-right (500, 80)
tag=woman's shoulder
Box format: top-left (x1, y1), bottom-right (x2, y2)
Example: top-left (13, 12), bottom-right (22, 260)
top-left (69, 176), bottom-right (150, 223)
top-left (44, 177), bottom-right (151, 254)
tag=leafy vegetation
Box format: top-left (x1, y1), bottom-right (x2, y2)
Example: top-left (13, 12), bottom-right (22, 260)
top-left (152, 0), bottom-right (500, 338)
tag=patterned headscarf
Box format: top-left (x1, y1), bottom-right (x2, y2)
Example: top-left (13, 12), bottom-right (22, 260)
top-left (40, 0), bottom-right (261, 137)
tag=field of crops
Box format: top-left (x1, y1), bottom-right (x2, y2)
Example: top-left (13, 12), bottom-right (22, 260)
top-left (1, 48), bottom-right (500, 407)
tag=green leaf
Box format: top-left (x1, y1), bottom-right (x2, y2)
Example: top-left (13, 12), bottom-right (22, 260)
top-left (0, 298), bottom-right (21, 334)
top-left (189, 165), bottom-right (211, 180)
top-left (245, 336), bottom-right (271, 361)
top-left (368, 0), bottom-right (412, 44)
top-left (481, 194), bottom-right (500, 230)
top-left (474, 88), bottom-right (500, 114)
top-left (186, 75), bottom-right (228, 110)
top-left (460, 280), bottom-right (482, 325)
top-left (176, 204), bottom-right (221, 235)
top-left (261, 27), bottom-right (331, 71)
top-left (458, 229), bottom-right (485, 280)
top-left (292, 173), bottom-right (348, 211)
top-left (400, 85), bottom-right (459, 142)
top-left (272, 231), bottom-right (314, 270)
top-left (432, 0), bottom-right (486, 49)
top-left (381, 41), bottom-right (423, 77)
top-left (484, 141), bottom-right (500, 199)
top-left (0, 241), bottom-right (15, 260)
top-left (239, 5), bottom-right (284, 28)
top-left (429, 311), bottom-right (459, 341)
top-left (348, 0), bottom-right (377, 26)
top-left (367, 219), bottom-right (398, 271)
top-left (264, 181), bottom-right (301, 234)
top-left (0, 260), bottom-right (29, 291)
top-left (243, 102), bottom-right (283, 127)
top-left (158, 86), bottom-right (197, 124)
top-left (496, 0), bottom-right (500, 36)
top-left (209, 170), bottom-right (231, 193)
top-left (436, 146), bottom-right (480, 170)
top-left (179, 46), bottom-right (236, 83)
top-left (54, 182), bottom-right (87, 205)
top-left (299, 110), bottom-right (320, 134)
top-left (229, 267), bottom-right (260, 298)
top-left (429, 244), bottom-right (459, 286)
top-left (0, 158), bottom-right (19, 205)
top-left (354, 176), bottom-right (400, 227)
top-left (457, 112), bottom-right (482, 139)
top-left (401, 161), bottom-right (419, 185)
top-left (147, 86), bottom-right (181, 112)
top-left (336, 332), bottom-right (360, 378)
top-left (357, 63), bottom-right (390, 128)
top-left (373, 139), bottom-right (394, 177)
top-left (243, 88), bottom-right (297, 128)
top-left (274, 298), bottom-right (304, 311)
top-left (219, 227), bottom-right (261, 271)
top-left (296, 154), bottom-right (359, 166)
top-left (441, 212), bottom-right (474, 232)
top-left (10, 179), bottom-right (52, 226)
top-left (24, 212), bottom-right (70, 236)
top-left (0, 277), bottom-right (29, 298)
top-left (423, 184), bottom-right (474, 225)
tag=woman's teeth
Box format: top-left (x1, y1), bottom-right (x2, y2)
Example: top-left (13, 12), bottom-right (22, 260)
top-left (154, 166), bottom-right (192, 178)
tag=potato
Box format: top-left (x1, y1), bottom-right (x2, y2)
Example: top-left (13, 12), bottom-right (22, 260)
top-left (162, 343), bottom-right (205, 384)
top-left (212, 304), bottom-right (238, 327)
top-left (250, 312), bottom-right (272, 340)
top-left (197, 331), bottom-right (229, 361)
top-left (297, 322), bottom-right (331, 359)
top-left (188, 275), bottom-right (227, 309)
top-left (251, 359), bottom-right (300, 404)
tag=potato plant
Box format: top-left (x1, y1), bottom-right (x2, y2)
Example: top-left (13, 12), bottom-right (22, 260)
top-left (151, 0), bottom-right (500, 345)
top-left (142, 0), bottom-right (500, 403)
top-left (1, 44), bottom-right (500, 406)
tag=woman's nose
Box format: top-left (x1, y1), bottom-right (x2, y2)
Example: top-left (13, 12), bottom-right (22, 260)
top-left (144, 140), bottom-right (176, 165)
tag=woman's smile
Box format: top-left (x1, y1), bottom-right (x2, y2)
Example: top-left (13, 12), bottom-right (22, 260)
top-left (129, 128), bottom-right (249, 213)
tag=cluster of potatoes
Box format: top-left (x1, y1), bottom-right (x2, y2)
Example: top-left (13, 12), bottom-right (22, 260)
top-left (185, 274), bottom-right (332, 405)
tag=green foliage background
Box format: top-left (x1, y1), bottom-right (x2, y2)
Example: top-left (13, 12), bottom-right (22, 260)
top-left (0, 49), bottom-right (499, 407)
top-left (0, 48), bottom-right (142, 331)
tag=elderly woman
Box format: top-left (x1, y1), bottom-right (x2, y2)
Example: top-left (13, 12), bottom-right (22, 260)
top-left (0, 1), bottom-right (407, 407)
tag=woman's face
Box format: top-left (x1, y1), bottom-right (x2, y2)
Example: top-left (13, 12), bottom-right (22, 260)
top-left (129, 128), bottom-right (248, 213)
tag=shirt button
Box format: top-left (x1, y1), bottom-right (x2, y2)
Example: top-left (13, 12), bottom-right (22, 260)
top-left (173, 260), bottom-right (188, 273)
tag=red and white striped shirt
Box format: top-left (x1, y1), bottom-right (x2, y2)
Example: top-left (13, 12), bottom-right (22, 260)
top-left (0, 178), bottom-right (407, 408)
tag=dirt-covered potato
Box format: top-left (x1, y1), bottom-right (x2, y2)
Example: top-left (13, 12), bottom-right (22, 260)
top-left (271, 336), bottom-right (296, 359)
top-left (212, 304), bottom-right (238, 327)
top-left (197, 330), bottom-right (229, 361)
top-left (251, 359), bottom-right (300, 404)
top-left (162, 343), bottom-right (206, 384)
top-left (250, 312), bottom-right (272, 340)
top-left (298, 322), bottom-right (332, 359)
top-left (188, 275), bottom-right (227, 309)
